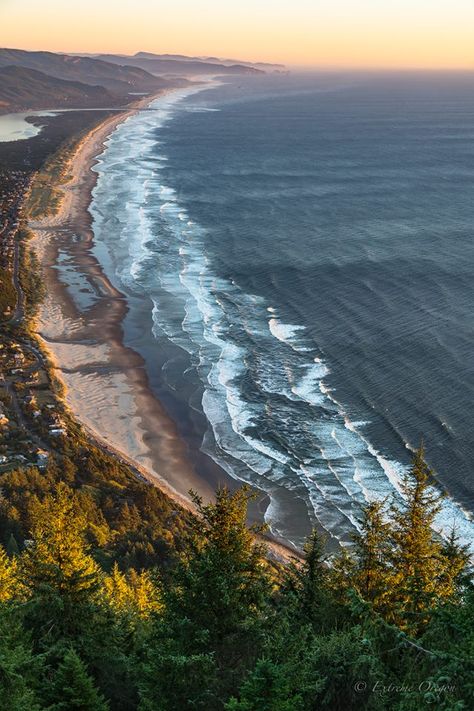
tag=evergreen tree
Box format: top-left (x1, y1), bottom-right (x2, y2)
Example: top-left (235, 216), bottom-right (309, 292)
top-left (45, 647), bottom-right (109, 711)
top-left (229, 527), bottom-right (387, 711)
top-left (0, 604), bottom-right (43, 711)
top-left (388, 448), bottom-right (452, 634)
top-left (437, 527), bottom-right (471, 601)
top-left (327, 546), bottom-right (357, 604)
top-left (20, 483), bottom-right (101, 603)
top-left (336, 449), bottom-right (470, 637)
top-left (139, 486), bottom-right (272, 710)
top-left (19, 484), bottom-right (104, 667)
top-left (228, 622), bottom-right (387, 711)
top-left (281, 529), bottom-right (344, 633)
top-left (413, 589), bottom-right (474, 710)
top-left (1, 438), bottom-right (473, 710)
top-left (291, 529), bottom-right (328, 618)
top-left (103, 563), bottom-right (161, 619)
top-left (226, 648), bottom-right (323, 711)
top-left (17, 485), bottom-right (143, 709)
top-left (0, 544), bottom-right (23, 602)
top-left (352, 501), bottom-right (392, 608)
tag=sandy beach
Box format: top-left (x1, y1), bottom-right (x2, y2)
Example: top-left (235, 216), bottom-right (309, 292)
top-left (29, 92), bottom-right (220, 503)
top-left (27, 91), bottom-right (296, 561)
top-left (26, 90), bottom-right (301, 564)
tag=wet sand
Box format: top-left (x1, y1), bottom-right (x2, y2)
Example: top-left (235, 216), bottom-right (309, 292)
top-left (29, 93), bottom-right (219, 502)
top-left (27, 92), bottom-right (296, 559)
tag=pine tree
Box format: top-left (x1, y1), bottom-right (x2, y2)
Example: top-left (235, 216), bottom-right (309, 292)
top-left (416, 589), bottom-right (474, 710)
top-left (19, 483), bottom-right (103, 648)
top-left (327, 546), bottom-right (357, 604)
top-left (0, 604), bottom-right (43, 711)
top-left (387, 447), bottom-right (463, 635)
top-left (46, 647), bottom-right (109, 711)
top-left (227, 529), bottom-right (385, 711)
top-left (226, 655), bottom-right (316, 711)
top-left (103, 563), bottom-right (161, 619)
top-left (437, 527), bottom-right (471, 601)
top-left (139, 486), bottom-right (272, 710)
top-left (17, 485), bottom-right (148, 710)
top-left (353, 502), bottom-right (390, 601)
top-left (0, 544), bottom-right (21, 602)
top-left (297, 529), bottom-right (328, 617)
top-left (347, 499), bottom-right (396, 621)
top-left (282, 529), bottom-right (342, 633)
top-left (227, 618), bottom-right (387, 711)
top-left (21, 483), bottom-right (101, 603)
top-left (330, 449), bottom-right (471, 638)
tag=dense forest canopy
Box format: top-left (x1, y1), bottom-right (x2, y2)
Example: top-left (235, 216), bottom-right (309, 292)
top-left (0, 447), bottom-right (472, 710)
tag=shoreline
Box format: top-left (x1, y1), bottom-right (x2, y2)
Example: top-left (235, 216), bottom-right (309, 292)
top-left (29, 88), bottom-right (219, 501)
top-left (27, 90), bottom-right (299, 562)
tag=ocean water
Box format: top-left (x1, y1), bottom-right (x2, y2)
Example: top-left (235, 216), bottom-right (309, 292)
top-left (89, 73), bottom-right (474, 550)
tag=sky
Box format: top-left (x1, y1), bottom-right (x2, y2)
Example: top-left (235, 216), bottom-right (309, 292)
top-left (1, 0), bottom-right (474, 69)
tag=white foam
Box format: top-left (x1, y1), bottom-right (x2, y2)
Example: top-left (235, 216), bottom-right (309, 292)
top-left (291, 359), bottom-right (330, 406)
top-left (268, 316), bottom-right (313, 352)
top-left (87, 80), bottom-right (474, 554)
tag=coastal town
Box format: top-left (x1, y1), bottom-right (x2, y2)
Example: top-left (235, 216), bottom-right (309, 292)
top-left (0, 169), bottom-right (30, 272)
top-left (0, 168), bottom-right (67, 474)
top-left (0, 337), bottom-right (68, 471)
top-left (0, 107), bottom-right (167, 491)
top-left (0, 90), bottom-right (138, 476)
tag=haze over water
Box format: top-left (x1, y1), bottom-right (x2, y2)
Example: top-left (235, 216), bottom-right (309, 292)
top-left (90, 72), bottom-right (474, 549)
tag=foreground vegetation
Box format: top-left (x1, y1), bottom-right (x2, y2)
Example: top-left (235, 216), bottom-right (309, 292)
top-left (25, 133), bottom-right (86, 219)
top-left (0, 448), bottom-right (472, 710)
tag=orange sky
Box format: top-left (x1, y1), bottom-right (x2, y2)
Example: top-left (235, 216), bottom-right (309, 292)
top-left (1, 0), bottom-right (474, 68)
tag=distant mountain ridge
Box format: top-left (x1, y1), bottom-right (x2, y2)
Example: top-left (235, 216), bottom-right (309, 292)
top-left (94, 53), bottom-right (265, 76)
top-left (0, 48), bottom-right (166, 93)
top-left (0, 48), bottom-right (192, 114)
top-left (133, 51), bottom-right (285, 71)
top-left (0, 47), bottom-right (281, 115)
top-left (0, 65), bottom-right (119, 111)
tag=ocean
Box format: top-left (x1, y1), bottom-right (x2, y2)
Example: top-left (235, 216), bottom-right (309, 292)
top-left (89, 72), bottom-right (474, 550)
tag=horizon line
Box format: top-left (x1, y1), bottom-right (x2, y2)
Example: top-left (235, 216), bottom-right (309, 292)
top-left (3, 46), bottom-right (474, 72)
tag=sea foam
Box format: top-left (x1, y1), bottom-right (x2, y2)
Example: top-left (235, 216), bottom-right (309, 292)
top-left (87, 84), bottom-right (474, 553)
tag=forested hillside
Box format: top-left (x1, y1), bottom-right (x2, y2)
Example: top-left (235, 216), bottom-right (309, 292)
top-left (0, 448), bottom-right (472, 710)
